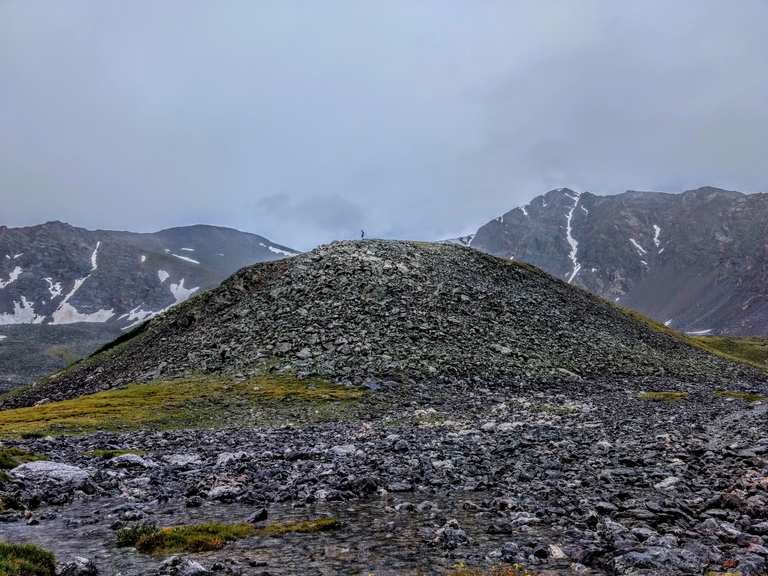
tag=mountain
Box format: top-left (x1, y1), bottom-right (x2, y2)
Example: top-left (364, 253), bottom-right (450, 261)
top-left (6, 239), bottom-right (759, 407)
top-left (0, 222), bottom-right (298, 389)
top-left (470, 186), bottom-right (768, 336)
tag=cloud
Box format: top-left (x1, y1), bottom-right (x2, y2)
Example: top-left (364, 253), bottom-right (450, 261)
top-left (0, 1), bottom-right (766, 249)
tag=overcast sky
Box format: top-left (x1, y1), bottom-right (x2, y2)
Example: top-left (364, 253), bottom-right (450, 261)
top-left (2, 1), bottom-right (767, 249)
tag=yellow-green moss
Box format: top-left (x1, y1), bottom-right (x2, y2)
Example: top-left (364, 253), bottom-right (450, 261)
top-left (0, 375), bottom-right (362, 438)
top-left (448, 563), bottom-right (535, 576)
top-left (638, 391), bottom-right (689, 401)
top-left (0, 447), bottom-right (47, 470)
top-left (715, 390), bottom-right (766, 403)
top-left (0, 542), bottom-right (56, 576)
top-left (613, 305), bottom-right (768, 373)
top-left (258, 517), bottom-right (340, 536)
top-left (134, 522), bottom-right (254, 554)
top-left (694, 336), bottom-right (768, 368)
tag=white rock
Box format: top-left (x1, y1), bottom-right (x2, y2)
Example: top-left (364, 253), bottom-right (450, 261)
top-left (654, 476), bottom-right (681, 490)
top-left (329, 444), bottom-right (357, 457)
top-left (10, 461), bottom-right (90, 489)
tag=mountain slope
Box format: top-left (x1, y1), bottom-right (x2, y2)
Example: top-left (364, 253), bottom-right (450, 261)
top-left (0, 222), bottom-right (298, 389)
top-left (0, 221), bottom-right (298, 329)
top-left (5, 240), bottom-right (761, 408)
top-left (470, 186), bottom-right (768, 336)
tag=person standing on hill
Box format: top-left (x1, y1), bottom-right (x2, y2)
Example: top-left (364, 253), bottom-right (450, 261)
top-left (361, 229), bottom-right (365, 239)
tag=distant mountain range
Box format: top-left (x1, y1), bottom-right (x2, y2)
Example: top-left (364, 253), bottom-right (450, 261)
top-left (0, 222), bottom-right (297, 389)
top-left (465, 186), bottom-right (768, 336)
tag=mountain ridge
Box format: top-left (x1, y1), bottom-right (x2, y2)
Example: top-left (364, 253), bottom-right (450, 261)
top-left (469, 186), bottom-right (768, 336)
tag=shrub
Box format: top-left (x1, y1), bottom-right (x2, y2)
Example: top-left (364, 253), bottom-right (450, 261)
top-left (116, 522), bottom-right (158, 547)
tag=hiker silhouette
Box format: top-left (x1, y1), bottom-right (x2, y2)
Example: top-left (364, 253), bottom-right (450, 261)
top-left (361, 229), bottom-right (365, 239)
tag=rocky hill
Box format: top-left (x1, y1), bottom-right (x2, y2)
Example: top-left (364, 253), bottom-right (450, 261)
top-left (470, 186), bottom-right (768, 336)
top-left (6, 240), bottom-right (761, 407)
top-left (0, 222), bottom-right (297, 389)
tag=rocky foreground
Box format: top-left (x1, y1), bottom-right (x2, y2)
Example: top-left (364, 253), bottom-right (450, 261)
top-left (2, 376), bottom-right (768, 575)
top-left (2, 241), bottom-right (768, 575)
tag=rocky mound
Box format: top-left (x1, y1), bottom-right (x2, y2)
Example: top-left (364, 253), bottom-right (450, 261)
top-left (4, 240), bottom-right (762, 407)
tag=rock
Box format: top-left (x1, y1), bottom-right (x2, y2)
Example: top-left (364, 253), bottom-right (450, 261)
top-left (163, 453), bottom-right (202, 467)
top-left (58, 557), bottom-right (98, 576)
top-left (247, 508), bottom-right (269, 523)
top-left (207, 484), bottom-right (243, 501)
top-left (433, 519), bottom-right (468, 550)
top-left (214, 452), bottom-right (250, 467)
top-left (10, 461), bottom-right (92, 493)
top-left (329, 444), bottom-right (357, 457)
top-left (654, 476), bottom-right (681, 490)
top-left (108, 454), bottom-right (155, 468)
top-left (155, 556), bottom-right (210, 576)
top-left (614, 546), bottom-right (706, 574)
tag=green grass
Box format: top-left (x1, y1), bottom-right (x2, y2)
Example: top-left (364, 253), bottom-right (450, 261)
top-left (0, 542), bottom-right (56, 576)
top-left (614, 305), bottom-right (768, 373)
top-left (87, 449), bottom-right (145, 459)
top-left (693, 336), bottom-right (768, 368)
top-left (132, 522), bottom-right (254, 554)
top-left (638, 391), bottom-right (689, 401)
top-left (0, 447), bottom-right (47, 470)
top-left (715, 390), bottom-right (767, 403)
top-left (0, 375), bottom-right (362, 438)
top-left (257, 517), bottom-right (340, 536)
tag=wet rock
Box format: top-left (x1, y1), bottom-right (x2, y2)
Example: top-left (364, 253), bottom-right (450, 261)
top-left (247, 508), bottom-right (269, 523)
top-left (10, 461), bottom-right (92, 496)
top-left (57, 556), bottom-right (98, 576)
top-left (155, 556), bottom-right (211, 576)
top-left (433, 519), bottom-right (468, 550)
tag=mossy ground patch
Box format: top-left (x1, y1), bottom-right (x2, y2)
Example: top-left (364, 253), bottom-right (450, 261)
top-left (638, 391), bottom-right (689, 401)
top-left (0, 542), bottom-right (56, 576)
top-left (133, 522), bottom-right (254, 554)
top-left (0, 375), bottom-right (363, 438)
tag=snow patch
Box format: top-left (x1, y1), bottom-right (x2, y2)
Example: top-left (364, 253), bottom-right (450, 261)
top-left (258, 242), bottom-right (297, 257)
top-left (13, 253), bottom-right (23, 259)
top-left (652, 225), bottom-right (662, 248)
top-left (89, 241), bottom-right (101, 271)
top-left (52, 304), bottom-right (114, 324)
top-left (140, 255), bottom-right (146, 263)
top-left (520, 206), bottom-right (528, 217)
top-left (564, 191), bottom-right (582, 283)
top-left (180, 247), bottom-right (195, 252)
top-left (121, 306), bottom-right (157, 330)
top-left (0, 297), bottom-right (45, 325)
top-left (0, 335), bottom-right (5, 341)
top-left (664, 319), bottom-right (673, 326)
top-left (170, 278), bottom-right (199, 304)
top-left (157, 270), bottom-right (170, 283)
top-left (0, 266), bottom-right (22, 289)
top-left (581, 206), bottom-right (589, 215)
top-left (686, 329), bottom-right (713, 336)
top-left (629, 238), bottom-right (647, 255)
top-left (51, 241), bottom-right (114, 324)
top-left (171, 253), bottom-right (200, 264)
top-left (43, 278), bottom-right (62, 298)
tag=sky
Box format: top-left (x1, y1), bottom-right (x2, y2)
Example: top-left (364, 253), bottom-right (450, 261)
top-left (1, 1), bottom-right (767, 250)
